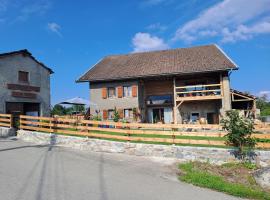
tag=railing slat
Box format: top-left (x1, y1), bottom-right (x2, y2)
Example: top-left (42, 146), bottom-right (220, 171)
top-left (17, 115), bottom-right (270, 149)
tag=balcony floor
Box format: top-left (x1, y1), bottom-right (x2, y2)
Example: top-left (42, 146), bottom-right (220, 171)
top-left (176, 95), bottom-right (222, 102)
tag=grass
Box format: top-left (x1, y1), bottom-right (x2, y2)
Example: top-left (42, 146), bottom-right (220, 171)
top-left (178, 162), bottom-right (270, 200)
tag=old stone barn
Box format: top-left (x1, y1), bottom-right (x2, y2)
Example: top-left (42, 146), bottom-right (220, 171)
top-left (0, 49), bottom-right (53, 117)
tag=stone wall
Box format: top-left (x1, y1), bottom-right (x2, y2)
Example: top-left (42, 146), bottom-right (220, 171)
top-left (0, 127), bottom-right (16, 138)
top-left (17, 130), bottom-right (270, 167)
top-left (89, 80), bottom-right (139, 118)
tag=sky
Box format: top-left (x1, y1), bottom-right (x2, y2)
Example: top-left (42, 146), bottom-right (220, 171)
top-left (0, 0), bottom-right (270, 104)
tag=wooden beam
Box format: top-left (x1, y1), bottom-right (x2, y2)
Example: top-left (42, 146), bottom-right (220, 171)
top-left (176, 101), bottom-right (184, 108)
top-left (175, 83), bottom-right (221, 89)
top-left (173, 77), bottom-right (177, 124)
top-left (176, 95), bottom-right (222, 101)
top-left (231, 92), bottom-right (254, 100)
top-left (220, 73), bottom-right (224, 97)
top-left (232, 99), bottom-right (253, 102)
top-left (176, 89), bottom-right (221, 94)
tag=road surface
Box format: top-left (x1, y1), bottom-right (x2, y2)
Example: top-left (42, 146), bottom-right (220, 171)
top-left (0, 137), bottom-right (240, 200)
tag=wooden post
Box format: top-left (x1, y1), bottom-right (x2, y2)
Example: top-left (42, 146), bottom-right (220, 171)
top-left (220, 73), bottom-right (224, 97)
top-left (173, 77), bottom-right (177, 124)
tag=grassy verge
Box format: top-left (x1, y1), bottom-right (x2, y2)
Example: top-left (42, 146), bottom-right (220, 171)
top-left (178, 162), bottom-right (270, 200)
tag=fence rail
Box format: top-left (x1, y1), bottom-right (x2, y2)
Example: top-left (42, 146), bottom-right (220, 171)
top-left (0, 114), bottom-right (12, 128)
top-left (18, 115), bottom-right (270, 149)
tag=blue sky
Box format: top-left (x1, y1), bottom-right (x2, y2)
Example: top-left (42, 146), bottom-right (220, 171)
top-left (0, 0), bottom-right (270, 104)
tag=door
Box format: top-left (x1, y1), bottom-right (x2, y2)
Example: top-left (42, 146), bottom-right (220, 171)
top-left (207, 113), bottom-right (219, 124)
top-left (191, 112), bottom-right (200, 123)
top-left (152, 108), bottom-right (164, 123)
top-left (148, 108), bottom-right (153, 123)
top-left (164, 107), bottom-right (172, 124)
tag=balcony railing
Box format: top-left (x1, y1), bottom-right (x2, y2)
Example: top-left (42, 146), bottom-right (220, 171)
top-left (175, 83), bottom-right (222, 101)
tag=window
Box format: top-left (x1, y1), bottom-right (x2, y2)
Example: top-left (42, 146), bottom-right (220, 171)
top-left (123, 86), bottom-right (132, 97)
top-left (124, 109), bottom-right (133, 119)
top-left (147, 95), bottom-right (172, 105)
top-left (107, 87), bottom-right (116, 98)
top-left (108, 109), bottom-right (114, 119)
top-left (191, 113), bottom-right (200, 122)
top-left (18, 71), bottom-right (29, 82)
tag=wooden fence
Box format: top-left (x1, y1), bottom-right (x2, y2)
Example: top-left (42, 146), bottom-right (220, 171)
top-left (0, 114), bottom-right (12, 128)
top-left (19, 115), bottom-right (270, 149)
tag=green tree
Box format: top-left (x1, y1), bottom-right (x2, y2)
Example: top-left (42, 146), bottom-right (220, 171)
top-left (51, 105), bottom-right (67, 116)
top-left (113, 107), bottom-right (120, 122)
top-left (256, 94), bottom-right (270, 116)
top-left (221, 110), bottom-right (256, 161)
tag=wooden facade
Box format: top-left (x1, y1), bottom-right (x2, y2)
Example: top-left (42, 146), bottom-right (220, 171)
top-left (138, 72), bottom-right (230, 124)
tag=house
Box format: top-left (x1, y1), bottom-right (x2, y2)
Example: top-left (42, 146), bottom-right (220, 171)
top-left (0, 49), bottom-right (53, 117)
top-left (77, 44), bottom-right (256, 124)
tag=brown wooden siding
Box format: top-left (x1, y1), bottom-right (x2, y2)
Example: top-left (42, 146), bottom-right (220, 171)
top-left (144, 80), bottom-right (173, 96)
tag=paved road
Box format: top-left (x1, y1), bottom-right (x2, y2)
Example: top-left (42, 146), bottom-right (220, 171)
top-left (0, 137), bottom-right (240, 200)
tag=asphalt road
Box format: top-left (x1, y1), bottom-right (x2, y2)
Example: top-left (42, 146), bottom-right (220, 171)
top-left (0, 137), bottom-right (241, 200)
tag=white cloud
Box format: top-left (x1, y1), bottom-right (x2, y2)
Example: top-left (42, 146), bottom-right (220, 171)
top-left (221, 20), bottom-right (270, 43)
top-left (132, 32), bottom-right (169, 53)
top-left (16, 0), bottom-right (51, 21)
top-left (173, 0), bottom-right (270, 43)
top-left (47, 22), bottom-right (62, 37)
top-left (259, 91), bottom-right (270, 101)
top-left (141, 0), bottom-right (174, 7)
top-left (146, 22), bottom-right (167, 32)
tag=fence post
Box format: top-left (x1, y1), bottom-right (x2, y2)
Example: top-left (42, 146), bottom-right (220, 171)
top-left (9, 114), bottom-right (13, 128)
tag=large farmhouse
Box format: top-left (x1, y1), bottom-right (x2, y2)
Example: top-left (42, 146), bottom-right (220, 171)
top-left (0, 49), bottom-right (53, 117)
top-left (77, 44), bottom-right (256, 124)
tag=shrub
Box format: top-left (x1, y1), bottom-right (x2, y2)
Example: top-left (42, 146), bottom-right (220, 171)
top-left (113, 107), bottom-right (120, 122)
top-left (221, 110), bottom-right (256, 161)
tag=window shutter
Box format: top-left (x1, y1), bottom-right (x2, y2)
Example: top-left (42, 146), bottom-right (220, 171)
top-left (103, 110), bottom-right (108, 120)
top-left (132, 85), bottom-right (137, 97)
top-left (117, 86), bottom-right (123, 98)
top-left (102, 88), bottom-right (107, 99)
top-left (118, 109), bottom-right (123, 119)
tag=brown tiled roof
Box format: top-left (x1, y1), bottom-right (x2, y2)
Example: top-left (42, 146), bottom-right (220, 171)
top-left (0, 49), bottom-right (54, 74)
top-left (77, 44), bottom-right (237, 82)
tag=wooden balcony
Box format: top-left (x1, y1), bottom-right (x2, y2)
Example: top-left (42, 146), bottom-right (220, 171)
top-left (175, 83), bottom-right (222, 102)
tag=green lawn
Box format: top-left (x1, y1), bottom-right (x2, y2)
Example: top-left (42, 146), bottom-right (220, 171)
top-left (178, 162), bottom-right (270, 200)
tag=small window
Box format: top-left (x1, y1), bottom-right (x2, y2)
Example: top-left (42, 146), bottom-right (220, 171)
top-left (123, 86), bottom-right (132, 97)
top-left (107, 87), bottom-right (116, 98)
top-left (108, 109), bottom-right (114, 119)
top-left (124, 109), bottom-right (133, 119)
top-left (18, 71), bottom-right (29, 82)
top-left (191, 113), bottom-right (200, 122)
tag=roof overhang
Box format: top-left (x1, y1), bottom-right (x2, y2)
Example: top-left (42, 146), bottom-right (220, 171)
top-left (0, 49), bottom-right (54, 74)
top-left (76, 68), bottom-right (237, 83)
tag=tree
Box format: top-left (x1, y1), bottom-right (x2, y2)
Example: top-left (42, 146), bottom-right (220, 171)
top-left (51, 105), bottom-right (67, 116)
top-left (71, 105), bottom-right (85, 113)
top-left (113, 107), bottom-right (120, 122)
top-left (221, 110), bottom-right (256, 161)
top-left (256, 94), bottom-right (270, 116)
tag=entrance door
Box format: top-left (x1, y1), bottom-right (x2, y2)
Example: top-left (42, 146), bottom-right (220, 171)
top-left (6, 102), bottom-right (40, 128)
top-left (191, 112), bottom-right (200, 123)
top-left (164, 108), bottom-right (173, 124)
top-left (152, 108), bottom-right (164, 123)
top-left (207, 113), bottom-right (219, 124)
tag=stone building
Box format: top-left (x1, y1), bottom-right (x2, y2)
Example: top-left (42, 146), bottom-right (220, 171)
top-left (77, 44), bottom-right (256, 124)
top-left (0, 49), bottom-right (53, 116)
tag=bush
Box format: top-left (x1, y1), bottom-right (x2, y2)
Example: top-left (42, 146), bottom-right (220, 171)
top-left (113, 107), bottom-right (120, 122)
top-left (221, 110), bottom-right (256, 161)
